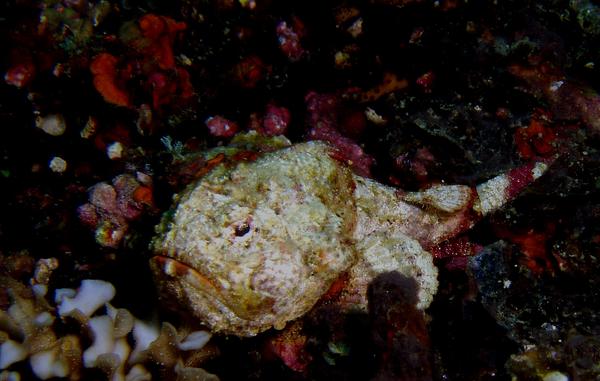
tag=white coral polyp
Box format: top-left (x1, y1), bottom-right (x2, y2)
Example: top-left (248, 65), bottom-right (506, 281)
top-left (178, 331), bottom-right (212, 351)
top-left (33, 312), bottom-right (54, 327)
top-left (29, 349), bottom-right (68, 380)
top-left (125, 364), bottom-right (152, 381)
top-left (0, 340), bottom-right (27, 370)
top-left (56, 279), bottom-right (116, 317)
top-left (111, 338), bottom-right (132, 381)
top-left (83, 315), bottom-right (115, 368)
top-left (129, 320), bottom-right (160, 364)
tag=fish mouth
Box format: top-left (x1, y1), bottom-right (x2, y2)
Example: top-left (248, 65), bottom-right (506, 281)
top-left (150, 255), bottom-right (240, 320)
top-left (150, 255), bottom-right (222, 294)
top-left (150, 255), bottom-right (275, 321)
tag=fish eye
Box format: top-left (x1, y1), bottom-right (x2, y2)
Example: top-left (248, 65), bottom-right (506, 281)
top-left (234, 222), bottom-right (251, 236)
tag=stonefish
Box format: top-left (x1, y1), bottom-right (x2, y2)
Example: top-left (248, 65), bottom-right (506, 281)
top-left (151, 132), bottom-right (547, 336)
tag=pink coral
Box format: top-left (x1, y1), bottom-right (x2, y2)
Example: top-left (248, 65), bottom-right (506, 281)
top-left (4, 62), bottom-right (35, 88)
top-left (248, 104), bottom-right (291, 136)
top-left (509, 62), bottom-right (600, 133)
top-left (276, 19), bottom-right (305, 62)
top-left (262, 104), bottom-right (291, 136)
top-left (78, 174), bottom-right (154, 248)
top-left (205, 116), bottom-right (239, 138)
top-left (393, 147), bottom-right (436, 185)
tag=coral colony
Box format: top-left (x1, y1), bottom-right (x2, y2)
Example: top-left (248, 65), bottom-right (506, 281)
top-left (2, 1), bottom-right (600, 380)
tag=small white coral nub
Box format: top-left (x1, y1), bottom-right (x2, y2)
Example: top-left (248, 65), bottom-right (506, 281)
top-left (56, 279), bottom-right (116, 318)
top-left (129, 320), bottom-right (160, 363)
top-left (29, 350), bottom-right (69, 380)
top-left (178, 331), bottom-right (212, 351)
top-left (0, 340), bottom-right (27, 370)
top-left (83, 316), bottom-right (116, 367)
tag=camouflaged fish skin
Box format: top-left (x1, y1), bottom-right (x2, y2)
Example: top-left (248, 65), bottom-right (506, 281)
top-left (151, 140), bottom-right (453, 336)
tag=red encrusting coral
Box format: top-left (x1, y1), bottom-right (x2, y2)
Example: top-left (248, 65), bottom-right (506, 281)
top-left (90, 14), bottom-right (192, 113)
top-left (4, 62), bottom-right (35, 88)
top-left (138, 14), bottom-right (187, 70)
top-left (232, 55), bottom-right (265, 89)
top-left (305, 91), bottom-right (375, 177)
top-left (514, 111), bottom-right (557, 160)
top-left (267, 321), bottom-right (312, 373)
top-left (90, 53), bottom-right (132, 108)
top-left (495, 224), bottom-right (556, 274)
